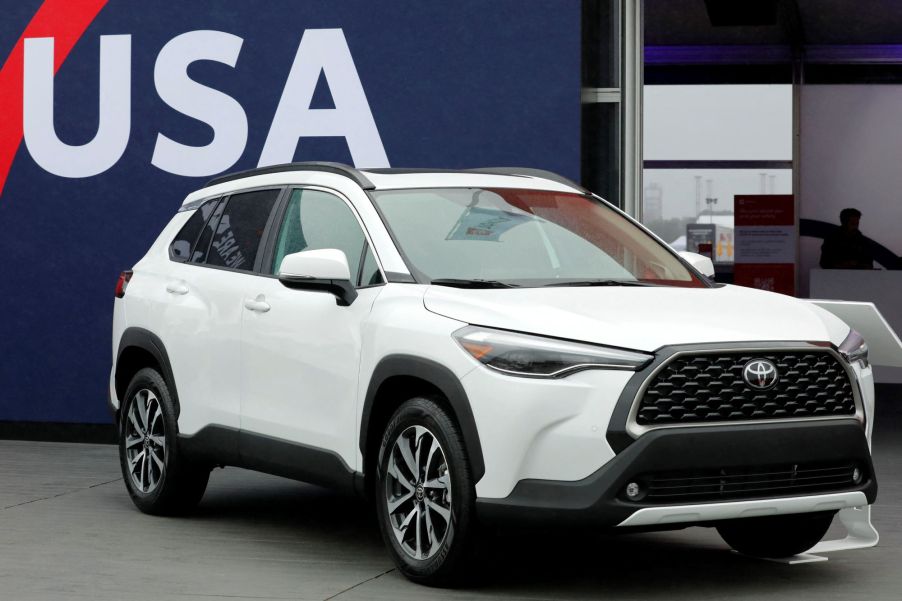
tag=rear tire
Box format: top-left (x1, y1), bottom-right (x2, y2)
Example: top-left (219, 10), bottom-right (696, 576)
top-left (716, 511), bottom-right (835, 558)
top-left (118, 367), bottom-right (210, 515)
top-left (375, 397), bottom-right (477, 587)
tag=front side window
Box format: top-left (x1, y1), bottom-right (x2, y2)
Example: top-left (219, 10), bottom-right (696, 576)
top-left (371, 188), bottom-right (705, 287)
top-left (206, 189), bottom-right (280, 271)
top-left (271, 189), bottom-right (382, 287)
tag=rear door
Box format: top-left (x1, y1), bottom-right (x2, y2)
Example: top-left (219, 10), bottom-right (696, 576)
top-left (239, 187), bottom-right (385, 471)
top-left (158, 188), bottom-right (282, 439)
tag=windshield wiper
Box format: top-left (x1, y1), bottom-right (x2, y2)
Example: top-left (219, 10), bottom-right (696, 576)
top-left (429, 278), bottom-right (517, 289)
top-left (543, 279), bottom-right (656, 287)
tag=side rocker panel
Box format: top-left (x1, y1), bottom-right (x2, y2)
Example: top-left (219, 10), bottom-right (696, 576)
top-left (178, 426), bottom-right (355, 494)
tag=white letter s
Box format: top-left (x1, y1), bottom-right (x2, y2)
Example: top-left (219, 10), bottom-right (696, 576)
top-left (151, 30), bottom-right (248, 177)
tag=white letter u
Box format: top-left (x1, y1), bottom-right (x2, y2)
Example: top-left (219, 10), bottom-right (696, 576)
top-left (23, 35), bottom-right (131, 178)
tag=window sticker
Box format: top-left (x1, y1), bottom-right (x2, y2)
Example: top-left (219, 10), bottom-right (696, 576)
top-left (445, 207), bottom-right (532, 242)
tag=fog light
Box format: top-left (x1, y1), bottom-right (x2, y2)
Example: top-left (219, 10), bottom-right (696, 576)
top-left (852, 468), bottom-right (862, 483)
top-left (625, 482), bottom-right (642, 500)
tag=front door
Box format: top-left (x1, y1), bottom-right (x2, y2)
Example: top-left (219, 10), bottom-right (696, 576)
top-left (239, 187), bottom-right (385, 469)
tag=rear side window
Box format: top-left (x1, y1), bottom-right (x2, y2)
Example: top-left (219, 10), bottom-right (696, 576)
top-left (169, 198), bottom-right (220, 262)
top-left (206, 189), bottom-right (280, 271)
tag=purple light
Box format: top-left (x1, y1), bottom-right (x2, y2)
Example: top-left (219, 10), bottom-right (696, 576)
top-left (645, 45), bottom-right (902, 65)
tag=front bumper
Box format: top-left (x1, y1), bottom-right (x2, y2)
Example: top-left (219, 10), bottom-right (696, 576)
top-left (476, 419), bottom-right (876, 528)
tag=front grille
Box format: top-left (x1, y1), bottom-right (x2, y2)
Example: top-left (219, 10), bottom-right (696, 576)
top-left (635, 351), bottom-right (856, 426)
top-left (633, 462), bottom-right (862, 504)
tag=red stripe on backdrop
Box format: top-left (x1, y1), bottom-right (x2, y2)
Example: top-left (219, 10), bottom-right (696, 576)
top-left (0, 0), bottom-right (108, 198)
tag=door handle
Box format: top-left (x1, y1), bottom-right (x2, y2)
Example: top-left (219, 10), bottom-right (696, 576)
top-left (243, 297), bottom-right (271, 313)
top-left (166, 282), bottom-right (189, 295)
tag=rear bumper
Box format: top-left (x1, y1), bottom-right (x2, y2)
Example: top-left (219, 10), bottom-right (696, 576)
top-left (476, 419), bottom-right (876, 528)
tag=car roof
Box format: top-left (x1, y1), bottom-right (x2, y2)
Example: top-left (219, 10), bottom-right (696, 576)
top-left (180, 163), bottom-right (586, 208)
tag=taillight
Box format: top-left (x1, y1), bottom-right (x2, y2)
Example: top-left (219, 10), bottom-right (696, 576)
top-left (115, 270), bottom-right (133, 298)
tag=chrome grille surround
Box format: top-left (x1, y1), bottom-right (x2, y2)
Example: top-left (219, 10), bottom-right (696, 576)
top-left (625, 344), bottom-right (864, 439)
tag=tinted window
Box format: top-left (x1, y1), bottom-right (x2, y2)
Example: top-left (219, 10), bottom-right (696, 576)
top-left (207, 189), bottom-right (280, 271)
top-left (271, 189), bottom-right (373, 285)
top-left (169, 199), bottom-right (219, 262)
top-left (191, 199), bottom-right (225, 264)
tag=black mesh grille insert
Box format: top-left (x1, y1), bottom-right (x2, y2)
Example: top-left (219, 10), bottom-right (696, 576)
top-left (636, 351), bottom-right (856, 426)
top-left (634, 462), bottom-right (862, 504)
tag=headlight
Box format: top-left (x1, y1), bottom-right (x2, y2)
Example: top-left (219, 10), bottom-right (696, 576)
top-left (453, 326), bottom-right (653, 378)
top-left (839, 329), bottom-right (869, 369)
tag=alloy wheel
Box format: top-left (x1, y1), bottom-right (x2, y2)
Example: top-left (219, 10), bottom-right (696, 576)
top-left (384, 425), bottom-right (453, 560)
top-left (124, 388), bottom-right (166, 494)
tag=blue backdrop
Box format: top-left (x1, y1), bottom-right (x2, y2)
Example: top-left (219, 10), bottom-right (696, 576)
top-left (0, 0), bottom-right (580, 423)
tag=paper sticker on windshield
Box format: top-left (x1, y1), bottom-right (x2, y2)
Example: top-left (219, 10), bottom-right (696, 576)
top-left (446, 207), bottom-right (532, 241)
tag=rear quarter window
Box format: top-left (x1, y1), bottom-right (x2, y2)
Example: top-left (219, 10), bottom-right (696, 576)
top-left (169, 199), bottom-right (220, 262)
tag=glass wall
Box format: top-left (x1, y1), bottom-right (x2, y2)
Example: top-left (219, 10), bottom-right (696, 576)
top-left (643, 169), bottom-right (792, 249)
top-left (642, 85), bottom-right (793, 262)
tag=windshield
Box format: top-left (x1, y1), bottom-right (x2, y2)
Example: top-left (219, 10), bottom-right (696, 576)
top-left (371, 188), bottom-right (706, 288)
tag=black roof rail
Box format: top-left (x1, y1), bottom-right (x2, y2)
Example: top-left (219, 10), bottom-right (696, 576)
top-left (203, 163), bottom-right (585, 193)
top-left (204, 162), bottom-right (375, 190)
top-left (465, 167), bottom-right (587, 193)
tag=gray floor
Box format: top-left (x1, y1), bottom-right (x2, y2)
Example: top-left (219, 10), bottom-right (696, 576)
top-left (1, 409), bottom-right (900, 601)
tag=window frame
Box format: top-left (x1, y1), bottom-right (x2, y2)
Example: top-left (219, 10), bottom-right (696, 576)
top-left (259, 185), bottom-right (387, 290)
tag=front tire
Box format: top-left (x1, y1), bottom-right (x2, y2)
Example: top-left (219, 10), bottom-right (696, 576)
top-left (375, 397), bottom-right (477, 587)
top-left (716, 511), bottom-right (835, 558)
top-left (119, 367), bottom-right (210, 515)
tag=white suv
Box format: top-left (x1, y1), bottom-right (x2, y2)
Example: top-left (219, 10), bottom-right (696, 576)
top-left (111, 163), bottom-right (877, 585)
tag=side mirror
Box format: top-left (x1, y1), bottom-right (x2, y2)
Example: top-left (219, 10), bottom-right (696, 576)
top-left (678, 251), bottom-right (716, 279)
top-left (278, 249), bottom-right (358, 306)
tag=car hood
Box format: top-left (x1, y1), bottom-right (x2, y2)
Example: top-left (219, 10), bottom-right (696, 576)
top-left (423, 284), bottom-right (850, 352)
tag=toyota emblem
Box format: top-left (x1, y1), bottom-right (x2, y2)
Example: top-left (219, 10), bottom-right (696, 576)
top-left (743, 359), bottom-right (779, 390)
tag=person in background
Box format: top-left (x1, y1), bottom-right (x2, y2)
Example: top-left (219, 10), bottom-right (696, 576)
top-left (820, 208), bottom-right (875, 269)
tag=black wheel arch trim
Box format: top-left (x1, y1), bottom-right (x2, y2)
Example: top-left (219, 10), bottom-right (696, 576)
top-left (115, 327), bottom-right (181, 420)
top-left (360, 354), bottom-right (486, 482)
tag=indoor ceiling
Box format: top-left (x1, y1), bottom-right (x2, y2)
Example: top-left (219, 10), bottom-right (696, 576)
top-left (645, 0), bottom-right (902, 47)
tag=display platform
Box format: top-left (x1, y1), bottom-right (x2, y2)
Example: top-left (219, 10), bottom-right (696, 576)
top-left (810, 269), bottom-right (902, 383)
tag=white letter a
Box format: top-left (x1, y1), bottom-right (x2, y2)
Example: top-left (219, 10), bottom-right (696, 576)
top-left (258, 29), bottom-right (389, 168)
